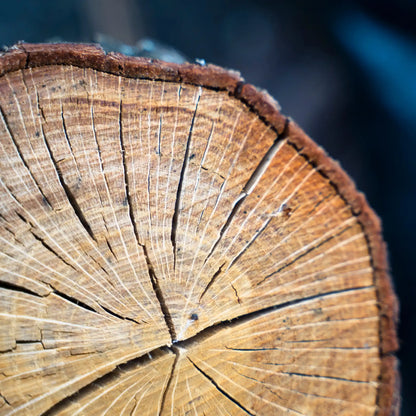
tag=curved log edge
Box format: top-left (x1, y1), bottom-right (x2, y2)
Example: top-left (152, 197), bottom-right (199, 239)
top-left (0, 42), bottom-right (399, 415)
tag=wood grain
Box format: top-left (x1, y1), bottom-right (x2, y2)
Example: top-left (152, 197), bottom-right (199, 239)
top-left (0, 43), bottom-right (399, 415)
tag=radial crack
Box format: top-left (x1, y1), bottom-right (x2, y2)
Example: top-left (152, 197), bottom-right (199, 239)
top-left (119, 100), bottom-right (176, 340)
top-left (30, 229), bottom-right (77, 271)
top-left (158, 346), bottom-right (180, 416)
top-left (203, 134), bottom-right (286, 266)
top-left (0, 280), bottom-right (42, 297)
top-left (231, 284), bottom-right (241, 304)
top-left (242, 134), bottom-right (287, 196)
top-left (226, 217), bottom-right (272, 272)
top-left (141, 243), bottom-right (177, 341)
top-left (0, 104), bottom-right (52, 208)
top-left (50, 288), bottom-right (99, 315)
top-left (59, 103), bottom-right (81, 178)
top-left (41, 349), bottom-right (171, 416)
top-left (41, 111), bottom-right (96, 242)
top-left (188, 358), bottom-right (255, 416)
top-left (199, 263), bottom-right (225, 302)
top-left (99, 304), bottom-right (140, 325)
top-left (180, 285), bottom-right (374, 349)
top-left (203, 193), bottom-right (247, 265)
top-left (171, 91), bottom-right (201, 269)
top-left (279, 372), bottom-right (371, 384)
top-left (257, 224), bottom-right (354, 286)
top-left (0, 393), bottom-right (11, 407)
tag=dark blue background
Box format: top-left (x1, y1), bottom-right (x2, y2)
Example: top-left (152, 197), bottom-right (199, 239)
top-left (1, 1), bottom-right (414, 413)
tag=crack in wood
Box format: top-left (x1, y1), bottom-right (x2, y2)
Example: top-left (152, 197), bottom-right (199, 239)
top-left (58, 103), bottom-right (81, 178)
top-left (226, 216), bottom-right (272, 273)
top-left (231, 284), bottom-right (241, 304)
top-left (0, 393), bottom-right (11, 407)
top-left (224, 340), bottom-right (372, 351)
top-left (118, 100), bottom-right (176, 340)
top-left (233, 368), bottom-right (286, 403)
top-left (140, 242), bottom-right (177, 341)
top-left (203, 193), bottom-right (246, 265)
top-left (0, 103), bottom-right (52, 209)
top-left (89, 103), bottom-right (118, 249)
top-left (50, 288), bottom-right (99, 315)
top-left (105, 238), bottom-right (117, 261)
top-left (256, 224), bottom-right (354, 287)
top-left (279, 371), bottom-right (372, 385)
top-left (40, 348), bottom-right (170, 416)
top-left (29, 229), bottom-right (77, 271)
top-left (157, 114), bottom-right (162, 155)
top-left (0, 280), bottom-right (42, 297)
top-left (202, 134), bottom-right (286, 267)
top-left (199, 263), bottom-right (225, 302)
top-left (99, 304), bottom-right (140, 325)
top-left (188, 357), bottom-right (255, 415)
top-left (15, 339), bottom-right (41, 345)
top-left (40, 107), bottom-right (97, 242)
top-left (171, 90), bottom-right (201, 270)
top-left (22, 285), bottom-right (374, 415)
top-left (180, 285), bottom-right (374, 349)
top-left (158, 346), bottom-right (180, 416)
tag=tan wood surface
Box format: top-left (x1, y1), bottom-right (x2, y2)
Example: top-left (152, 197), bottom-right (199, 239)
top-left (0, 44), bottom-right (399, 415)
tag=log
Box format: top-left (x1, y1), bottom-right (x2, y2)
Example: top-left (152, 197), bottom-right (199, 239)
top-left (0, 43), bottom-right (399, 415)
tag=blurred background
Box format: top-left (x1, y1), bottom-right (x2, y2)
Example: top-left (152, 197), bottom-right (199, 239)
top-left (1, 0), bottom-right (414, 413)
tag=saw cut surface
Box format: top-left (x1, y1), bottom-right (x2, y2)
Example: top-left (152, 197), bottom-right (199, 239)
top-left (0, 45), bottom-right (398, 416)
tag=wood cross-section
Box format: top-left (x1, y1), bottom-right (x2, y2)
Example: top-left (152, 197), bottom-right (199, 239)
top-left (0, 43), bottom-right (399, 416)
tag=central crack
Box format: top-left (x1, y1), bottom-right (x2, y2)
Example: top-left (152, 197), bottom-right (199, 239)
top-left (119, 100), bottom-right (177, 342)
top-left (140, 243), bottom-right (177, 342)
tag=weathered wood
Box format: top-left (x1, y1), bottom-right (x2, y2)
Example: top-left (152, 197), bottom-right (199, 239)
top-left (0, 43), bottom-right (399, 415)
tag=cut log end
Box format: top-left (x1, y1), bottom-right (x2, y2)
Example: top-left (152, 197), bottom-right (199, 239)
top-left (0, 43), bottom-right (399, 415)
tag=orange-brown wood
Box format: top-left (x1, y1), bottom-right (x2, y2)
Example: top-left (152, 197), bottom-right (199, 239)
top-left (0, 43), bottom-right (399, 415)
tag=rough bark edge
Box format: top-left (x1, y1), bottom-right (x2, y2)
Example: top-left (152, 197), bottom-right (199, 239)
top-left (377, 356), bottom-right (401, 416)
top-left (0, 42), bottom-right (399, 414)
top-left (0, 43), bottom-right (287, 134)
top-left (285, 120), bottom-right (400, 415)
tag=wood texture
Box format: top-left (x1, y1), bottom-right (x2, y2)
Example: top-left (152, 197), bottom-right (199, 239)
top-left (0, 43), bottom-right (399, 415)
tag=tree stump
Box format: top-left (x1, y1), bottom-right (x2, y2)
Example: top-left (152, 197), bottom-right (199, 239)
top-left (0, 43), bottom-right (399, 415)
